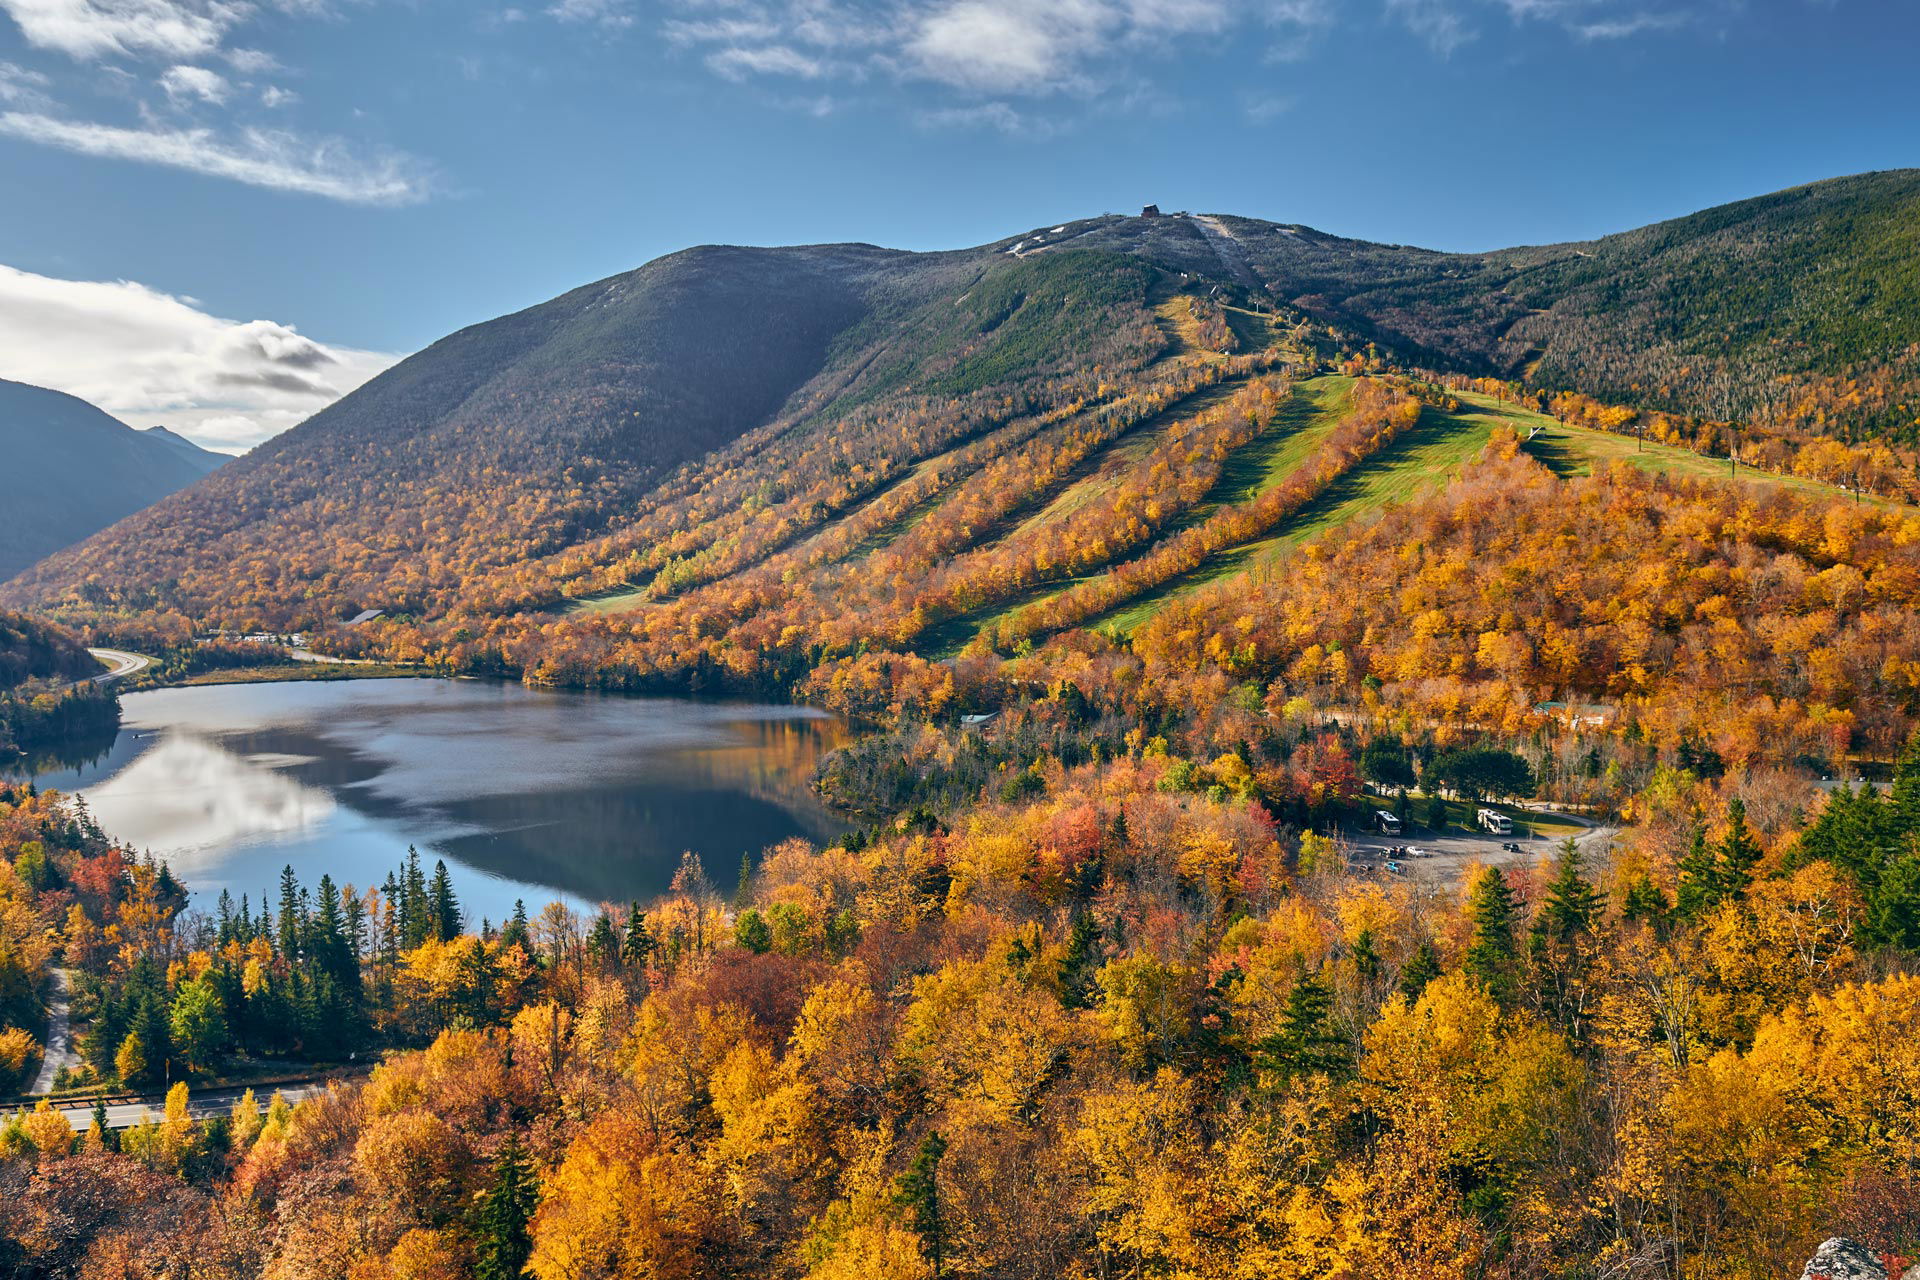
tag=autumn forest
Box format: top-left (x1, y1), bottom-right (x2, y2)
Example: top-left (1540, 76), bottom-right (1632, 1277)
top-left (3, 176), bottom-right (1920, 1279)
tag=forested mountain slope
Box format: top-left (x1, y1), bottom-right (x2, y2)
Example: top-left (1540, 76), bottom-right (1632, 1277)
top-left (0, 609), bottom-right (95, 690)
top-left (7, 170), bottom-right (1918, 645)
top-left (1057, 170), bottom-right (1920, 436)
top-left (0, 379), bottom-right (225, 583)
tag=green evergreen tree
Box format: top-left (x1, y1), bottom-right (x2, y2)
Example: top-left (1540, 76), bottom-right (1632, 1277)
top-left (621, 905), bottom-right (655, 968)
top-left (1535, 841), bottom-right (1602, 943)
top-left (1891, 729), bottom-right (1920, 836)
top-left (894, 1131), bottom-right (948, 1277)
top-left (586, 911), bottom-right (619, 968)
top-left (1351, 928), bottom-right (1381, 984)
top-left (1529, 842), bottom-right (1604, 1038)
top-left (91, 1098), bottom-right (116, 1151)
top-left (1622, 873), bottom-right (1670, 926)
top-left (402, 848), bottom-right (431, 948)
top-left (277, 864), bottom-right (303, 961)
top-left (501, 899), bottom-right (531, 953)
top-left (1058, 909), bottom-right (1102, 1009)
top-left (1717, 798), bottom-right (1764, 899)
top-left (216, 889), bottom-right (236, 948)
top-left (1867, 850), bottom-right (1920, 951)
top-left (460, 935), bottom-right (502, 1025)
top-left (312, 873), bottom-right (356, 989)
top-left (428, 860), bottom-right (462, 941)
top-left (1463, 866), bottom-right (1521, 1007)
top-left (734, 853), bottom-right (754, 909)
top-left (1397, 939), bottom-right (1442, 1002)
top-left (475, 1136), bottom-right (539, 1280)
top-left (1258, 969), bottom-right (1351, 1082)
top-left (1674, 825), bottom-right (1721, 921)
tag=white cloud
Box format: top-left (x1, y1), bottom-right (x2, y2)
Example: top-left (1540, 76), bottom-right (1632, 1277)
top-left (1573, 9), bottom-right (1687, 38)
top-left (0, 262), bottom-right (404, 452)
top-left (656, 0), bottom-right (1374, 101)
top-left (707, 44), bottom-right (826, 79)
top-left (918, 100), bottom-right (1025, 130)
top-left (1239, 88), bottom-right (1293, 120)
top-left (547, 0), bottom-right (631, 27)
top-left (0, 0), bottom-right (249, 62)
top-left (1387, 0), bottom-right (1474, 53)
top-left (0, 111), bottom-right (433, 204)
top-left (223, 45), bottom-right (281, 73)
top-left (159, 62), bottom-right (229, 103)
top-left (259, 82), bottom-right (295, 106)
top-left (906, 0), bottom-right (1114, 93)
top-left (0, 60), bottom-right (54, 107)
top-left (663, 17), bottom-right (783, 44)
top-left (656, 0), bottom-right (1705, 104)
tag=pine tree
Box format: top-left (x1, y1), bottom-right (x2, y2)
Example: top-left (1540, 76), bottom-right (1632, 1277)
top-left (1675, 825), bottom-right (1721, 921)
top-left (1398, 939), bottom-right (1441, 1002)
top-left (621, 904), bottom-right (655, 967)
top-left (1351, 927), bottom-right (1381, 983)
top-left (1464, 866), bottom-right (1521, 1006)
top-left (474, 1136), bottom-right (539, 1280)
top-left (1622, 874), bottom-right (1670, 926)
top-left (1717, 798), bottom-right (1764, 899)
top-left (734, 852), bottom-right (754, 909)
top-left (1258, 968), bottom-right (1352, 1082)
top-left (501, 900), bottom-right (530, 953)
top-left (1892, 729), bottom-right (1920, 837)
top-left (402, 848), bottom-right (430, 948)
top-left (1058, 909), bottom-right (1102, 1009)
top-left (1529, 843), bottom-right (1604, 1039)
top-left (460, 938), bottom-right (501, 1025)
top-left (586, 911), bottom-right (619, 969)
top-left (1535, 842), bottom-right (1602, 943)
top-left (312, 873), bottom-right (355, 988)
top-left (277, 864), bottom-right (303, 961)
top-left (1867, 851), bottom-right (1920, 951)
top-left (90, 1098), bottom-right (115, 1152)
top-left (429, 860), bottom-right (462, 941)
top-left (895, 1132), bottom-right (948, 1276)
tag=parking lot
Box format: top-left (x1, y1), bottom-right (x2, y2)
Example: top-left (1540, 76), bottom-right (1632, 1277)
top-left (1337, 812), bottom-right (1616, 890)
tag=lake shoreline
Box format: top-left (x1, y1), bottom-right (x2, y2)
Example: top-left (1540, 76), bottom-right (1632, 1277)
top-left (16, 678), bottom-right (854, 922)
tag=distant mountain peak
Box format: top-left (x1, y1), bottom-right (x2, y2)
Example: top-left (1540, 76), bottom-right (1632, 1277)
top-left (0, 379), bottom-right (227, 582)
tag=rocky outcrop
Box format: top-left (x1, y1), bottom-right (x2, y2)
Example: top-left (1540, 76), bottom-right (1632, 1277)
top-left (1801, 1238), bottom-right (1888, 1280)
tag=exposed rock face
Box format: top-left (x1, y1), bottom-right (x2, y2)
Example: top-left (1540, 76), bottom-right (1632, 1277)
top-left (1802, 1238), bottom-right (1888, 1280)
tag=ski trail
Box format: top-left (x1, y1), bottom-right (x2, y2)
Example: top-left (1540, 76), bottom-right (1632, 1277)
top-left (1190, 215), bottom-right (1262, 290)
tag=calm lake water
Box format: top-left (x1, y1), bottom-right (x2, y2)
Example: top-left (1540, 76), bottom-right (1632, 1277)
top-left (13, 678), bottom-right (850, 924)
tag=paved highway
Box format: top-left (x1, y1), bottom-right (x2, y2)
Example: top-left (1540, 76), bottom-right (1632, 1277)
top-left (41, 1079), bottom-right (339, 1131)
top-left (86, 648), bottom-right (150, 682)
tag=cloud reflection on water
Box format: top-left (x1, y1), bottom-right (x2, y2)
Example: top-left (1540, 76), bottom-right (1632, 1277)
top-left (83, 735), bottom-right (337, 872)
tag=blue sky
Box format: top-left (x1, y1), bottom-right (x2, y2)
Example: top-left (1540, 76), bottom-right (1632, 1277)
top-left (0, 0), bottom-right (1914, 449)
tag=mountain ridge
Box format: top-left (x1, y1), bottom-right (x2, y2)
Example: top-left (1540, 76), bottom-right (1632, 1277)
top-left (0, 378), bottom-right (226, 584)
top-left (7, 169), bottom-right (1918, 638)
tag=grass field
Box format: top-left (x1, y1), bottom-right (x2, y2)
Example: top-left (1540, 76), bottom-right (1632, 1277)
top-left (1449, 389), bottom-right (1909, 510)
top-left (1089, 380), bottom-right (1916, 639)
top-left (1006, 376), bottom-right (1252, 539)
top-left (577, 375), bottom-right (1912, 641)
top-left (933, 375), bottom-right (1353, 654)
top-left (565, 587), bottom-right (653, 615)
top-left (1091, 383), bottom-right (1498, 635)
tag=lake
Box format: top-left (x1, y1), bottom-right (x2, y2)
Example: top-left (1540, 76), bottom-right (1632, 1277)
top-left (12, 678), bottom-right (851, 925)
